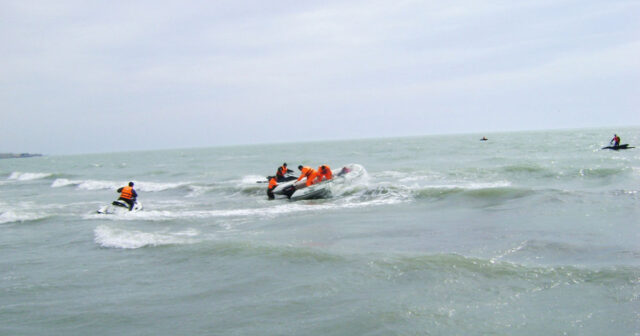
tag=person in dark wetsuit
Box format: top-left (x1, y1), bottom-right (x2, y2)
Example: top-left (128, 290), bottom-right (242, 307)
top-left (117, 182), bottom-right (138, 211)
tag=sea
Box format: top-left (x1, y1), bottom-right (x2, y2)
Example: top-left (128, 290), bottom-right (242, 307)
top-left (1, 127), bottom-right (638, 335)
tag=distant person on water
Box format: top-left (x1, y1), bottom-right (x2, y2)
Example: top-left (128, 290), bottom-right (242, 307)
top-left (481, 137), bottom-right (488, 141)
top-left (276, 163), bottom-right (293, 182)
top-left (316, 165), bottom-right (332, 182)
top-left (610, 134), bottom-right (621, 147)
top-left (267, 176), bottom-right (278, 200)
top-left (297, 165), bottom-right (318, 187)
top-left (117, 182), bottom-right (138, 211)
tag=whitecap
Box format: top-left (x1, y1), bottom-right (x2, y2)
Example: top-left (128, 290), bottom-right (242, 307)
top-left (93, 225), bottom-right (200, 249)
top-left (51, 178), bottom-right (77, 188)
top-left (8, 172), bottom-right (52, 181)
top-left (240, 175), bottom-right (269, 185)
top-left (0, 211), bottom-right (48, 224)
top-left (51, 178), bottom-right (189, 192)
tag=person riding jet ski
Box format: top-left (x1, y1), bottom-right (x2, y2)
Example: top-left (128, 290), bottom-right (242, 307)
top-left (275, 163), bottom-right (294, 182)
top-left (116, 182), bottom-right (138, 211)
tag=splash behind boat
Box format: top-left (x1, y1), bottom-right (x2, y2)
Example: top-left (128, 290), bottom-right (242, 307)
top-left (97, 199), bottom-right (143, 214)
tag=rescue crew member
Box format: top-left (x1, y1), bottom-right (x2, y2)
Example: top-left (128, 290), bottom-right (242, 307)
top-left (117, 181), bottom-right (138, 211)
top-left (316, 165), bottom-right (332, 183)
top-left (276, 163), bottom-right (293, 182)
top-left (297, 165), bottom-right (318, 187)
top-left (267, 176), bottom-right (278, 200)
top-left (610, 134), bottom-right (621, 147)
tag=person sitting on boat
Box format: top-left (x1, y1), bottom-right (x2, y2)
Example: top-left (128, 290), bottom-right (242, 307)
top-left (315, 165), bottom-right (332, 182)
top-left (275, 163), bottom-right (294, 182)
top-left (267, 176), bottom-right (278, 200)
top-left (610, 134), bottom-right (621, 147)
top-left (297, 165), bottom-right (318, 187)
top-left (117, 182), bottom-right (138, 211)
top-left (481, 137), bottom-right (488, 141)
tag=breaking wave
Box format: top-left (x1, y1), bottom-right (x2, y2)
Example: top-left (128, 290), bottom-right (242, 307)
top-left (8, 172), bottom-right (54, 181)
top-left (94, 225), bottom-right (201, 249)
top-left (51, 178), bottom-right (190, 192)
top-left (0, 211), bottom-right (50, 224)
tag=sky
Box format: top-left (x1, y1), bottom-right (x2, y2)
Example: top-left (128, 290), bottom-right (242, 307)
top-left (1, 0), bottom-right (639, 154)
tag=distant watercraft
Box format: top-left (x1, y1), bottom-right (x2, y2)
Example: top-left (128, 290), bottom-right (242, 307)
top-left (601, 144), bottom-right (634, 150)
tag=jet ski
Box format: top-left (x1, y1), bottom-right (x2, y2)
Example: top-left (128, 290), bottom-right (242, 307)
top-left (97, 199), bottom-right (143, 214)
top-left (269, 173), bottom-right (300, 196)
top-left (282, 164), bottom-right (365, 201)
top-left (601, 144), bottom-right (634, 150)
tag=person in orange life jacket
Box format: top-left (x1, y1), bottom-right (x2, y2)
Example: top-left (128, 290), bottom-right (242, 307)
top-left (297, 165), bottom-right (318, 187)
top-left (276, 163), bottom-right (294, 182)
top-left (267, 176), bottom-right (278, 200)
top-left (610, 134), bottom-right (621, 146)
top-left (315, 165), bottom-right (332, 183)
top-left (117, 182), bottom-right (138, 211)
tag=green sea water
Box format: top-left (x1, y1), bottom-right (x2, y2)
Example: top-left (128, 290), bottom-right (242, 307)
top-left (1, 127), bottom-right (639, 335)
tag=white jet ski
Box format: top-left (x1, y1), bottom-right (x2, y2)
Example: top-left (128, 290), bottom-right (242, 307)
top-left (97, 199), bottom-right (143, 214)
top-left (270, 173), bottom-right (300, 196)
top-left (283, 164), bottom-right (365, 201)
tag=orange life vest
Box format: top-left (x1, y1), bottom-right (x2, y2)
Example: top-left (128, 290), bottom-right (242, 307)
top-left (298, 166), bottom-right (316, 181)
top-left (276, 165), bottom-right (287, 177)
top-left (120, 186), bottom-right (134, 199)
top-left (316, 165), bottom-right (332, 181)
top-left (268, 178), bottom-right (278, 190)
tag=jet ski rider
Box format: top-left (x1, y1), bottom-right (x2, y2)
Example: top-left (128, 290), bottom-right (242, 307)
top-left (610, 134), bottom-right (621, 147)
top-left (117, 182), bottom-right (138, 211)
top-left (276, 163), bottom-right (294, 182)
top-left (316, 165), bottom-right (332, 183)
top-left (297, 165), bottom-right (318, 187)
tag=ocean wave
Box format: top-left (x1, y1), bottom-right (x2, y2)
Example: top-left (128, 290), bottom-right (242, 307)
top-left (94, 225), bottom-right (201, 249)
top-left (51, 178), bottom-right (190, 192)
top-left (500, 164), bottom-right (549, 174)
top-left (351, 181), bottom-right (529, 202)
top-left (367, 253), bottom-right (639, 285)
top-left (0, 211), bottom-right (49, 224)
top-left (201, 240), bottom-right (349, 263)
top-left (7, 172), bottom-right (54, 181)
top-left (85, 194), bottom-right (409, 222)
top-left (577, 167), bottom-right (629, 178)
top-left (240, 175), bottom-right (270, 185)
top-left (415, 184), bottom-right (533, 200)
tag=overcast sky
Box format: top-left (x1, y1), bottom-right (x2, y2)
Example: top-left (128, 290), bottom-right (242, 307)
top-left (1, 0), bottom-right (639, 154)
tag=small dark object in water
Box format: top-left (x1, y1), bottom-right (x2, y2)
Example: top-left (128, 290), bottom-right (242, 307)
top-left (601, 144), bottom-right (634, 150)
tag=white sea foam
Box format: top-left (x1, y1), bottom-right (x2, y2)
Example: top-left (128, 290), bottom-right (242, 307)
top-left (408, 180), bottom-right (512, 191)
top-left (0, 211), bottom-right (48, 224)
top-left (8, 172), bottom-right (52, 181)
top-left (94, 225), bottom-right (201, 249)
top-left (241, 175), bottom-right (267, 185)
top-left (51, 178), bottom-right (189, 192)
top-left (186, 185), bottom-right (217, 197)
top-left (85, 194), bottom-right (402, 222)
